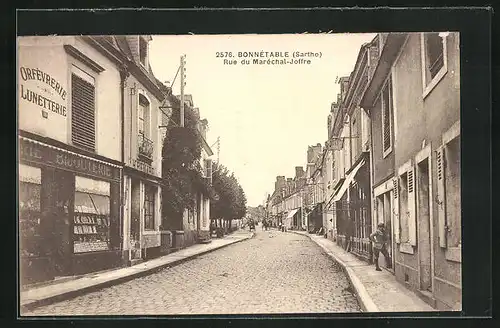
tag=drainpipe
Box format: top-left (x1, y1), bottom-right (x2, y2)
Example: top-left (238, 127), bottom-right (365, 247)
top-left (119, 64), bottom-right (129, 260)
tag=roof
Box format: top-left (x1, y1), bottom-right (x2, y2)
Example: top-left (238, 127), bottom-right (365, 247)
top-left (361, 33), bottom-right (409, 110)
top-left (113, 35), bottom-right (165, 101)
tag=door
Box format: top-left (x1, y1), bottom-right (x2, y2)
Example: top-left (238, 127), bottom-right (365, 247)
top-left (130, 179), bottom-right (141, 260)
top-left (380, 192), bottom-right (393, 271)
top-left (417, 159), bottom-right (432, 291)
top-left (52, 170), bottom-right (74, 275)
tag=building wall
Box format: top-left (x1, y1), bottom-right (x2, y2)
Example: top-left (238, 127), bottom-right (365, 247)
top-left (323, 150), bottom-right (335, 236)
top-left (394, 33), bottom-right (460, 170)
top-left (18, 36), bottom-right (121, 161)
top-left (122, 74), bottom-right (163, 178)
top-left (370, 97), bottom-right (396, 187)
top-left (392, 32), bottom-right (461, 310)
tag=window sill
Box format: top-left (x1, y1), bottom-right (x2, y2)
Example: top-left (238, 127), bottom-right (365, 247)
top-left (382, 147), bottom-right (393, 159)
top-left (143, 229), bottom-right (158, 235)
top-left (423, 66), bottom-right (448, 99)
top-left (445, 246), bottom-right (461, 263)
top-left (399, 242), bottom-right (415, 254)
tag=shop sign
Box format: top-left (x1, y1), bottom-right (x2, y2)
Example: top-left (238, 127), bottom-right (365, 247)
top-left (19, 139), bottom-right (120, 182)
top-left (131, 158), bottom-right (156, 176)
top-left (19, 67), bottom-right (68, 117)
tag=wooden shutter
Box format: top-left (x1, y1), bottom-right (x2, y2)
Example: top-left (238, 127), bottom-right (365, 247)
top-left (392, 177), bottom-right (400, 243)
top-left (436, 146), bottom-right (447, 247)
top-left (382, 83), bottom-right (391, 152)
top-left (71, 74), bottom-right (95, 151)
top-left (407, 166), bottom-right (417, 246)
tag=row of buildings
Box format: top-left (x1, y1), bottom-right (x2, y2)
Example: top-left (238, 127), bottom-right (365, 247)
top-left (265, 32), bottom-right (461, 311)
top-left (18, 35), bottom-right (214, 284)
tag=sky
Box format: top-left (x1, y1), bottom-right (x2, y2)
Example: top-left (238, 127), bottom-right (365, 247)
top-left (149, 33), bottom-right (376, 207)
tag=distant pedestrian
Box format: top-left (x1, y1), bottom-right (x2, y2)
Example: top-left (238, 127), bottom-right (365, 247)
top-left (370, 222), bottom-right (392, 271)
top-left (345, 219), bottom-right (354, 252)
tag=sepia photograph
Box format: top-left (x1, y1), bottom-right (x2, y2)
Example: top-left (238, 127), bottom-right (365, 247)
top-left (17, 28), bottom-right (463, 316)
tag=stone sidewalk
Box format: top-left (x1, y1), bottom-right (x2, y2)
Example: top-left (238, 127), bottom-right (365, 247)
top-left (290, 230), bottom-right (436, 313)
top-left (20, 230), bottom-right (255, 312)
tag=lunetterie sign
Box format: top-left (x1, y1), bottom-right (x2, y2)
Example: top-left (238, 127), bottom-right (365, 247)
top-left (19, 67), bottom-right (68, 117)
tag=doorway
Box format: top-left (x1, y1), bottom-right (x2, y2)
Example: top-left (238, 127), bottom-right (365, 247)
top-left (130, 179), bottom-right (141, 260)
top-left (49, 169), bottom-right (74, 276)
top-left (417, 158), bottom-right (432, 291)
top-left (376, 191), bottom-right (393, 271)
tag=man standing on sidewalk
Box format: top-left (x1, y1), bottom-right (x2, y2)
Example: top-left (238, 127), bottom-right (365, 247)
top-left (370, 222), bottom-right (392, 271)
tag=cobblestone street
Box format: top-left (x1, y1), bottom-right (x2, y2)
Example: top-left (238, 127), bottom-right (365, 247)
top-left (25, 230), bottom-right (360, 315)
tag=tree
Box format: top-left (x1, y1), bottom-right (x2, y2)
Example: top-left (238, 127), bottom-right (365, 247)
top-left (210, 162), bottom-right (247, 231)
top-left (161, 104), bottom-right (212, 230)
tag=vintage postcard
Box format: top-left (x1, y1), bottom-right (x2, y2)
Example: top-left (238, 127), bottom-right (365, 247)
top-left (18, 30), bottom-right (462, 316)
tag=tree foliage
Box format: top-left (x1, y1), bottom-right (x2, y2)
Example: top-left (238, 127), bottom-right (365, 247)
top-left (210, 162), bottom-right (247, 221)
top-left (161, 106), bottom-right (210, 229)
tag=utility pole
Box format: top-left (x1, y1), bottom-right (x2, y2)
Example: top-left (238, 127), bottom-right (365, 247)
top-left (216, 136), bottom-right (220, 163)
top-left (180, 55), bottom-right (186, 127)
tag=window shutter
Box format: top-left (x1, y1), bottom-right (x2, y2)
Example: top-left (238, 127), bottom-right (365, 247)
top-left (407, 166), bottom-right (417, 246)
top-left (382, 84), bottom-right (391, 153)
top-left (71, 74), bottom-right (95, 151)
top-left (392, 177), bottom-right (400, 243)
top-left (436, 146), bottom-right (447, 248)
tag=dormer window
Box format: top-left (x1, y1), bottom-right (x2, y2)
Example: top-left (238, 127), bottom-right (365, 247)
top-left (139, 37), bottom-right (148, 67)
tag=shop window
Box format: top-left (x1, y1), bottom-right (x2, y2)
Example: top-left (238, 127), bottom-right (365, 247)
top-left (73, 176), bottom-right (111, 253)
top-left (19, 165), bottom-right (42, 258)
top-left (71, 66), bottom-right (96, 152)
top-left (381, 78), bottom-right (393, 157)
top-left (144, 185), bottom-right (156, 230)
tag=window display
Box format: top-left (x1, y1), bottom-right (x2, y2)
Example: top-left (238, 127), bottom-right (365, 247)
top-left (73, 176), bottom-right (111, 253)
top-left (19, 164), bottom-right (42, 258)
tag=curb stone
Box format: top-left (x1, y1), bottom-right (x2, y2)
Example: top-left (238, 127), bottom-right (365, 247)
top-left (288, 230), bottom-right (379, 312)
top-left (21, 233), bottom-right (254, 313)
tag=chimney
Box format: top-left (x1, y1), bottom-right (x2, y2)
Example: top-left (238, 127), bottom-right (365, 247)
top-left (199, 118), bottom-right (208, 139)
top-left (275, 176), bottom-right (286, 192)
top-left (339, 76), bottom-right (350, 101)
top-left (295, 166), bottom-right (304, 179)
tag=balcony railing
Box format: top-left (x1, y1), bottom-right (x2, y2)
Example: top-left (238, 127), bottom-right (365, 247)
top-left (138, 133), bottom-right (154, 162)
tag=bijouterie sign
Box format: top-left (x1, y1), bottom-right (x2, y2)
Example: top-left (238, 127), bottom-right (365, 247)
top-left (19, 138), bottom-right (120, 182)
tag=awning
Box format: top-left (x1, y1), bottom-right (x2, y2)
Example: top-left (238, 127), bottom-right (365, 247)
top-left (286, 208), bottom-right (299, 219)
top-left (332, 158), bottom-right (366, 203)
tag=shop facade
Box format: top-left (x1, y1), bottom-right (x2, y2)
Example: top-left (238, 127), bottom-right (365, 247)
top-left (19, 136), bottom-right (123, 283)
top-left (18, 36), bottom-right (126, 284)
top-left (114, 35), bottom-right (165, 263)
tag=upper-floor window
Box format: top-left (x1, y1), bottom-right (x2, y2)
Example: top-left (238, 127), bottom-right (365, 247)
top-left (139, 37), bottom-right (148, 67)
top-left (421, 32), bottom-right (448, 98)
top-left (138, 94), bottom-right (149, 136)
top-left (138, 93), bottom-right (153, 161)
top-left (426, 33), bottom-right (444, 79)
top-left (381, 77), bottom-right (394, 157)
top-left (71, 66), bottom-right (96, 152)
